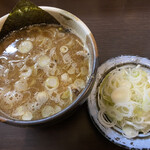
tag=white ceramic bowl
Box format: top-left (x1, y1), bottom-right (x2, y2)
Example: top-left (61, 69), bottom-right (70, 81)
top-left (88, 55), bottom-right (150, 149)
top-left (0, 6), bottom-right (99, 126)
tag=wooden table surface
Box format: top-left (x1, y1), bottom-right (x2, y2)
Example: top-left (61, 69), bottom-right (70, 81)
top-left (0, 0), bottom-right (150, 149)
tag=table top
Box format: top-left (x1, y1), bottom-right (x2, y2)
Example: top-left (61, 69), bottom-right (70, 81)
top-left (0, 0), bottom-right (150, 149)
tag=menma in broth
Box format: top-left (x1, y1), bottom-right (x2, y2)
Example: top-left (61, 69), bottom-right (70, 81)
top-left (0, 24), bottom-right (90, 120)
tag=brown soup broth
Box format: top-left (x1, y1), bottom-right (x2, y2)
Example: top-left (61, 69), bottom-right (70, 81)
top-left (0, 24), bottom-right (90, 120)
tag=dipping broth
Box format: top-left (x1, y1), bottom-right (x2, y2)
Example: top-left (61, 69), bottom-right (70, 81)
top-left (0, 24), bottom-right (90, 120)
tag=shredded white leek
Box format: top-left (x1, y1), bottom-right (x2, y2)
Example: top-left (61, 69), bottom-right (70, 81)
top-left (98, 65), bottom-right (150, 138)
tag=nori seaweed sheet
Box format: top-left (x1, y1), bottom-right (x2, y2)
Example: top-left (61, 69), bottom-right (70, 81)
top-left (0, 0), bottom-right (60, 41)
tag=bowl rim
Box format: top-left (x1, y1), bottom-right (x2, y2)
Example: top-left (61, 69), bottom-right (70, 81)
top-left (0, 6), bottom-right (99, 126)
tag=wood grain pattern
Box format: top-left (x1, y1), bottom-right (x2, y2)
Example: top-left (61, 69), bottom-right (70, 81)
top-left (0, 0), bottom-right (150, 149)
